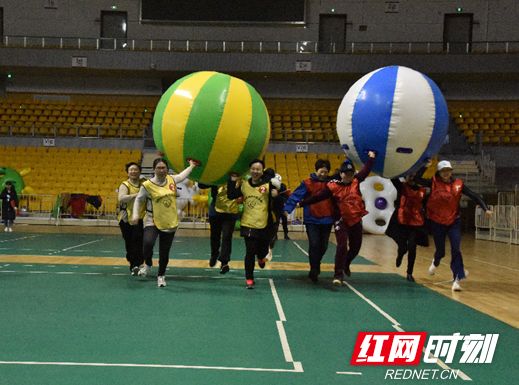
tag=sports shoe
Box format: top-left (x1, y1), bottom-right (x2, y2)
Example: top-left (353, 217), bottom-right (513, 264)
top-left (220, 263), bottom-right (230, 275)
top-left (4, 227), bottom-right (8, 232)
top-left (8, 227), bottom-right (12, 232)
top-left (284, 234), bottom-right (290, 240)
top-left (258, 258), bottom-right (266, 269)
top-left (308, 269), bottom-right (319, 283)
top-left (406, 273), bottom-right (415, 282)
top-left (452, 279), bottom-right (461, 291)
top-left (138, 264), bottom-right (151, 277)
top-left (429, 261), bottom-right (437, 275)
top-left (157, 276), bottom-right (166, 287)
top-left (344, 265), bottom-right (351, 277)
top-left (131, 266), bottom-right (140, 276)
top-left (246, 279), bottom-right (255, 289)
top-left (265, 248), bottom-right (273, 262)
top-left (396, 255), bottom-right (403, 268)
top-left (332, 279), bottom-right (342, 287)
top-left (209, 256), bottom-right (218, 267)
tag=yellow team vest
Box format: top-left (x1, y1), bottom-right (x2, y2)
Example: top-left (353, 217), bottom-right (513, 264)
top-left (215, 184), bottom-right (239, 214)
top-left (118, 179), bottom-right (146, 223)
top-left (240, 181), bottom-right (270, 229)
top-left (143, 175), bottom-right (179, 230)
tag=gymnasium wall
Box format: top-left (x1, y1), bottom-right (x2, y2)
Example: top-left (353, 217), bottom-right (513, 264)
top-left (0, 0), bottom-right (516, 43)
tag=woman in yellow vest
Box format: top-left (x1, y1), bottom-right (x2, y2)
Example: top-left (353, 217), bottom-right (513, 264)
top-left (131, 157), bottom-right (197, 287)
top-left (118, 162), bottom-right (146, 275)
top-left (227, 159), bottom-right (279, 289)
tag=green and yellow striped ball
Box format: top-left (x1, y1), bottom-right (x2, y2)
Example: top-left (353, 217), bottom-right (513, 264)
top-left (153, 71), bottom-right (271, 185)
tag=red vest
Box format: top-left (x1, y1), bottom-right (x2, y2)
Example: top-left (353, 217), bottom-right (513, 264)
top-left (304, 178), bottom-right (334, 218)
top-left (327, 179), bottom-right (367, 226)
top-left (398, 183), bottom-right (426, 226)
top-left (427, 176), bottom-right (464, 225)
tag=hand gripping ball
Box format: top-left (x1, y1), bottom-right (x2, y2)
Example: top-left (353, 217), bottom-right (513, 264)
top-left (153, 71), bottom-right (271, 185)
top-left (337, 66), bottom-right (449, 178)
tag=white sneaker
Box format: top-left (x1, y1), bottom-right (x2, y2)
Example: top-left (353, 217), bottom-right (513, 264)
top-left (138, 264), bottom-right (151, 277)
top-left (265, 248), bottom-right (273, 262)
top-left (452, 279), bottom-right (462, 291)
top-left (4, 227), bottom-right (7, 232)
top-left (157, 276), bottom-right (166, 287)
top-left (8, 227), bottom-right (12, 232)
top-left (429, 261), bottom-right (437, 275)
top-left (332, 279), bottom-right (342, 287)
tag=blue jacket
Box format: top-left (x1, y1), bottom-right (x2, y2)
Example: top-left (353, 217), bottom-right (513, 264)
top-left (283, 173), bottom-right (334, 225)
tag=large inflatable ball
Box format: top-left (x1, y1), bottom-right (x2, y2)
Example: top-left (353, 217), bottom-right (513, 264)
top-left (337, 66), bottom-right (449, 179)
top-left (153, 71), bottom-right (271, 185)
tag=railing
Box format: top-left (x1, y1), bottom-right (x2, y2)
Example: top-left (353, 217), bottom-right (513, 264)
top-left (2, 35), bottom-right (519, 54)
top-left (270, 129), bottom-right (338, 143)
top-left (0, 124), bottom-right (146, 139)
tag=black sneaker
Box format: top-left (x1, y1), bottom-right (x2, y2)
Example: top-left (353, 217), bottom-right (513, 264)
top-left (220, 263), bottom-right (230, 275)
top-left (308, 270), bottom-right (319, 283)
top-left (284, 234), bottom-right (290, 240)
top-left (396, 255), bottom-right (403, 268)
top-left (258, 258), bottom-right (266, 269)
top-left (406, 273), bottom-right (415, 282)
top-left (344, 264), bottom-right (351, 277)
top-left (209, 256), bottom-right (218, 267)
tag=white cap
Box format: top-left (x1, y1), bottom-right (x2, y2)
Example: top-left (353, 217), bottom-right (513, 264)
top-left (437, 160), bottom-right (453, 171)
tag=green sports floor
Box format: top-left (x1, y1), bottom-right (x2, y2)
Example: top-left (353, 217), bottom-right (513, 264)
top-left (0, 231), bottom-right (517, 385)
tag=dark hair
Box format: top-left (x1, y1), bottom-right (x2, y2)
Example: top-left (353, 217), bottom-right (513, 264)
top-left (249, 158), bottom-right (265, 168)
top-left (5, 181), bottom-right (12, 186)
top-left (125, 162), bottom-right (141, 172)
top-left (315, 159), bottom-right (331, 172)
top-left (263, 167), bottom-right (275, 182)
top-left (153, 157), bottom-right (169, 169)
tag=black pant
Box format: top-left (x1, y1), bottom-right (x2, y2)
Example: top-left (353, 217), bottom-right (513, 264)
top-left (280, 213), bottom-right (289, 235)
top-left (396, 225), bottom-right (419, 275)
top-left (244, 236), bottom-right (269, 280)
top-left (209, 214), bottom-right (236, 264)
top-left (119, 219), bottom-right (144, 269)
top-left (305, 223), bottom-right (333, 273)
top-left (143, 226), bottom-right (176, 277)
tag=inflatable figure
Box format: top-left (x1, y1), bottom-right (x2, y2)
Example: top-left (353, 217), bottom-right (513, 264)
top-left (337, 66), bottom-right (449, 178)
top-left (153, 71), bottom-right (271, 185)
top-left (0, 167), bottom-right (34, 195)
top-left (175, 180), bottom-right (197, 217)
top-left (360, 176), bottom-right (397, 235)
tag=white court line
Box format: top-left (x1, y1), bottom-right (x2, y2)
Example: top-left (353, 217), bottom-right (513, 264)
top-left (269, 279), bottom-right (303, 372)
top-left (0, 361), bottom-right (302, 372)
top-left (471, 259), bottom-right (519, 272)
top-left (342, 281), bottom-right (472, 381)
top-left (0, 235), bottom-right (40, 243)
top-left (293, 241), bottom-right (307, 256)
top-left (269, 278), bottom-right (287, 321)
top-left (48, 239), bottom-right (104, 255)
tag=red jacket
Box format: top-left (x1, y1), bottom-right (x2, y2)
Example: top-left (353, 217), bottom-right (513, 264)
top-left (328, 179), bottom-right (367, 226)
top-left (304, 178), bottom-right (335, 218)
top-left (398, 183), bottom-right (426, 226)
top-left (427, 176), bottom-right (464, 225)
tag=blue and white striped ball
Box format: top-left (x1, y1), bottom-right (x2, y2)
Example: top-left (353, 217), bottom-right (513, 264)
top-left (337, 66), bottom-right (449, 178)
